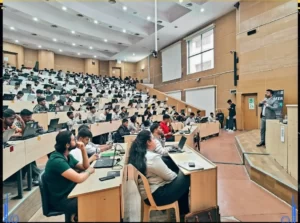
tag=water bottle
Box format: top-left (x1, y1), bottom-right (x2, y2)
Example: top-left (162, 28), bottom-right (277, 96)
top-left (108, 132), bottom-right (112, 143)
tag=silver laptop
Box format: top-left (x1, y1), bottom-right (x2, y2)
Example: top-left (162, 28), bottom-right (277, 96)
top-left (3, 129), bottom-right (15, 146)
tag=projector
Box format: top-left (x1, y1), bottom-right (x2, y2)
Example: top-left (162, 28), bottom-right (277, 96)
top-left (151, 50), bottom-right (158, 58)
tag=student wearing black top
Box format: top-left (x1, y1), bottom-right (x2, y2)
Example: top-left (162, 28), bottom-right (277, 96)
top-left (115, 119), bottom-right (131, 143)
top-left (227, 99), bottom-right (236, 131)
top-left (216, 109), bottom-right (225, 128)
top-left (144, 107), bottom-right (151, 116)
top-left (44, 131), bottom-right (94, 220)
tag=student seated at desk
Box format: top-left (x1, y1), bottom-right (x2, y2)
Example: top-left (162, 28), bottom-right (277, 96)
top-left (208, 112), bottom-right (216, 122)
top-left (36, 89), bottom-right (43, 98)
top-left (66, 99), bottom-right (76, 111)
top-left (10, 82), bottom-right (21, 94)
top-left (185, 112), bottom-right (196, 126)
top-left (160, 115), bottom-right (174, 142)
top-left (195, 110), bottom-right (202, 123)
top-left (173, 112), bottom-right (184, 122)
top-left (141, 120), bottom-right (151, 131)
top-left (128, 115), bottom-right (140, 132)
top-left (67, 112), bottom-right (83, 130)
top-left (115, 118), bottom-right (131, 143)
top-left (162, 107), bottom-right (169, 115)
top-left (3, 109), bottom-right (24, 135)
top-left (87, 106), bottom-right (97, 124)
top-left (44, 84), bottom-right (53, 95)
top-left (99, 107), bottom-right (110, 121)
top-left (33, 97), bottom-right (49, 113)
top-left (119, 106), bottom-right (127, 119)
top-left (55, 100), bottom-right (65, 112)
top-left (112, 108), bottom-right (120, 120)
top-left (44, 131), bottom-right (95, 221)
top-left (128, 130), bottom-right (190, 218)
top-left (15, 91), bottom-right (25, 101)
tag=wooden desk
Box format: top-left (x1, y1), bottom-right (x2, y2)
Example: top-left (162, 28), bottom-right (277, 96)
top-left (174, 126), bottom-right (199, 149)
top-left (3, 100), bottom-right (36, 112)
top-left (124, 134), bottom-right (138, 165)
top-left (24, 132), bottom-right (57, 164)
top-left (171, 122), bottom-right (184, 131)
top-left (167, 144), bottom-right (217, 213)
top-left (266, 120), bottom-right (288, 171)
top-left (69, 144), bottom-right (127, 222)
top-left (90, 121), bottom-right (121, 136)
top-left (3, 141), bottom-right (26, 180)
top-left (193, 122), bottom-right (219, 138)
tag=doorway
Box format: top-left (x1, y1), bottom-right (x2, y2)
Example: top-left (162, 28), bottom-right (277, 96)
top-left (242, 93), bottom-right (258, 130)
top-left (112, 67), bottom-right (121, 78)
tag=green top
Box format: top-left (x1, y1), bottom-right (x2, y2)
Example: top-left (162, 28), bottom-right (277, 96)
top-left (44, 151), bottom-right (79, 206)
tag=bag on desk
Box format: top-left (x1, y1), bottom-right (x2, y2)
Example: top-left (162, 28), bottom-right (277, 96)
top-left (185, 206), bottom-right (220, 222)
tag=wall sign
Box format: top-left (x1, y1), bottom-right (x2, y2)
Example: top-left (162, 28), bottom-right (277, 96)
top-left (280, 126), bottom-right (285, 143)
top-left (273, 90), bottom-right (284, 119)
top-left (248, 98), bottom-right (255, 109)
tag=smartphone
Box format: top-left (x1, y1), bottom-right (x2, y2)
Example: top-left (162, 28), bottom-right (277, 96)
top-left (188, 162), bottom-right (195, 167)
top-left (99, 176), bottom-right (115, 181)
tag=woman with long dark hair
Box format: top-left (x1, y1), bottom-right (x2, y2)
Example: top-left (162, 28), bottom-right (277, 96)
top-left (128, 130), bottom-right (190, 218)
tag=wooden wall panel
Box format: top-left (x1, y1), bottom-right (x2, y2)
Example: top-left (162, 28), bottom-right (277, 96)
top-left (3, 53), bottom-right (17, 67)
top-left (99, 61), bottom-right (109, 75)
top-left (54, 54), bottom-right (84, 73)
top-left (84, 59), bottom-right (99, 75)
top-left (108, 61), bottom-right (136, 79)
top-left (38, 50), bottom-right (54, 70)
top-left (3, 42), bottom-right (24, 68)
top-left (135, 57), bottom-right (148, 80)
top-left (24, 48), bottom-right (38, 68)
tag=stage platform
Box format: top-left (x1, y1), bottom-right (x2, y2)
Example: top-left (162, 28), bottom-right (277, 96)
top-left (235, 130), bottom-right (298, 208)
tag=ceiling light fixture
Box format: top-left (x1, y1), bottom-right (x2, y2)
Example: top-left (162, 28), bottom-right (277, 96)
top-left (200, 8), bottom-right (205, 12)
top-left (147, 16), bottom-right (151, 20)
top-left (94, 20), bottom-right (98, 24)
top-left (123, 29), bottom-right (126, 33)
top-left (33, 17), bottom-right (38, 21)
top-left (179, 0), bottom-right (183, 2)
top-left (71, 30), bottom-right (75, 34)
top-left (77, 53), bottom-right (81, 55)
top-left (10, 27), bottom-right (15, 30)
top-left (89, 46), bottom-right (93, 49)
top-left (62, 6), bottom-right (67, 11)
top-left (124, 59), bottom-right (127, 61)
top-left (123, 6), bottom-right (127, 11)
top-left (94, 55), bottom-right (97, 58)
top-left (15, 40), bottom-right (19, 43)
top-left (38, 45), bottom-right (42, 48)
top-left (53, 38), bottom-right (57, 42)
top-left (59, 49), bottom-right (62, 52)
top-left (72, 43), bottom-right (76, 46)
top-left (133, 53), bottom-right (135, 56)
top-left (104, 39), bottom-right (108, 42)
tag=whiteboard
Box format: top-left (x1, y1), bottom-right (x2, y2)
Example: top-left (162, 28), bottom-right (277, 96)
top-left (185, 86), bottom-right (216, 115)
top-left (167, 91), bottom-right (181, 101)
top-left (162, 42), bottom-right (182, 82)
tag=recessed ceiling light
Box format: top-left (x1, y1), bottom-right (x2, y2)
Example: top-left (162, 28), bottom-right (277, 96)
top-left (71, 30), bottom-right (75, 34)
top-left (53, 38), bottom-right (57, 42)
top-left (94, 20), bottom-right (98, 24)
top-left (200, 8), bottom-right (205, 12)
top-left (122, 29), bottom-right (126, 33)
top-left (179, 0), bottom-right (183, 2)
top-left (77, 53), bottom-right (80, 55)
top-left (94, 55), bottom-right (97, 58)
top-left (123, 6), bottom-right (127, 11)
top-left (59, 49), bottom-right (62, 52)
top-left (133, 53), bottom-right (135, 56)
top-left (38, 45), bottom-right (42, 48)
top-left (147, 16), bottom-right (151, 20)
top-left (104, 39), bottom-right (108, 42)
top-left (10, 27), bottom-right (15, 30)
top-left (15, 40), bottom-right (19, 43)
top-left (124, 59), bottom-right (127, 61)
top-left (72, 43), bottom-right (76, 46)
top-left (62, 6), bottom-right (67, 11)
top-left (33, 17), bottom-right (38, 21)
top-left (89, 46), bottom-right (93, 49)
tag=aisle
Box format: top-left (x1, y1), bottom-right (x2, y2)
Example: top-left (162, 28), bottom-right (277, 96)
top-left (200, 130), bottom-right (295, 222)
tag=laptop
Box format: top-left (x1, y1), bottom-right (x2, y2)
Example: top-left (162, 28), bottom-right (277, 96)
top-left (167, 136), bottom-right (187, 153)
top-left (3, 129), bottom-right (15, 147)
top-left (27, 94), bottom-right (36, 101)
top-left (48, 118), bottom-right (59, 132)
top-left (3, 94), bottom-right (15, 101)
top-left (94, 145), bottom-right (117, 168)
top-left (180, 126), bottom-right (192, 134)
top-left (46, 95), bottom-right (54, 102)
top-left (10, 122), bottom-right (39, 141)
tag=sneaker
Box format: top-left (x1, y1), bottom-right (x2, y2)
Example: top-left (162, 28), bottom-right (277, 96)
top-left (32, 178), bottom-right (39, 186)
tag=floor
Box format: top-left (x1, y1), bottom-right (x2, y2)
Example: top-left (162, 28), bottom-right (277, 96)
top-left (28, 130), bottom-right (296, 222)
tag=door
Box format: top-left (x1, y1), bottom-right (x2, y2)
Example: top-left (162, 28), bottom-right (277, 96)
top-left (3, 53), bottom-right (17, 67)
top-left (243, 94), bottom-right (258, 130)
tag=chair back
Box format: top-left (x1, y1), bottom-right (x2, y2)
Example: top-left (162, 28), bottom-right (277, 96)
top-left (128, 164), bottom-right (157, 207)
top-left (112, 131), bottom-right (118, 143)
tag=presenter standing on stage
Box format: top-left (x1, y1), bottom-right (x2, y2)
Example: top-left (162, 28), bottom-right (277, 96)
top-left (257, 89), bottom-right (278, 147)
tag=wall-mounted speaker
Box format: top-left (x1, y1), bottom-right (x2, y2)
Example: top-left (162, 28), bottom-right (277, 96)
top-left (247, 29), bottom-right (256, 36)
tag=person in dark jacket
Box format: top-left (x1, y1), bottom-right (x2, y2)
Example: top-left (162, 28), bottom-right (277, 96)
top-left (115, 119), bottom-right (131, 143)
top-left (226, 99), bottom-right (236, 131)
top-left (216, 109), bottom-right (225, 128)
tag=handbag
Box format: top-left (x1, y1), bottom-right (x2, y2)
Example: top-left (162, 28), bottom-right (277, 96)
top-left (185, 206), bottom-right (220, 222)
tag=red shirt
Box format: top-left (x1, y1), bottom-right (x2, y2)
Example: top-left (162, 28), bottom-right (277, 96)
top-left (160, 121), bottom-right (171, 139)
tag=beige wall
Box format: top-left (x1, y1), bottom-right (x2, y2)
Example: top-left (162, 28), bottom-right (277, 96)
top-left (3, 42), bottom-right (24, 68)
top-left (109, 61), bottom-right (136, 78)
top-left (38, 50), bottom-right (54, 70)
top-left (135, 11), bottom-right (237, 118)
top-left (235, 0), bottom-right (297, 129)
top-left (24, 48), bottom-right (38, 68)
top-left (99, 61), bottom-right (109, 75)
top-left (55, 54), bottom-right (85, 73)
top-left (84, 59), bottom-right (99, 75)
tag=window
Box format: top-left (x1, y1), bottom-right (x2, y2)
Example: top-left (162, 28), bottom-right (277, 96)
top-left (187, 29), bottom-right (214, 74)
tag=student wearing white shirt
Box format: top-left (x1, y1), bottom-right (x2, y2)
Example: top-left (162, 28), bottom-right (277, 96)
top-left (128, 115), bottom-right (139, 132)
top-left (128, 131), bottom-right (190, 220)
top-left (112, 108), bottom-right (120, 120)
top-left (10, 82), bottom-right (21, 94)
top-left (15, 91), bottom-right (25, 101)
top-left (99, 108), bottom-right (110, 121)
top-left (66, 112), bottom-right (82, 131)
top-left (185, 112), bottom-right (196, 126)
top-left (87, 106), bottom-right (97, 123)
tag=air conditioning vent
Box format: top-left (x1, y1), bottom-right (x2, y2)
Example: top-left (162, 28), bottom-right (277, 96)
top-left (77, 14), bottom-right (84, 17)
top-left (51, 25), bottom-right (58, 28)
top-left (186, 3), bottom-right (193, 7)
top-left (31, 33), bottom-right (37, 36)
top-left (109, 0), bottom-right (116, 4)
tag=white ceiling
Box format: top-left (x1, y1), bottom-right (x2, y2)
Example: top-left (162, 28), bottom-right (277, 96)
top-left (3, 0), bottom-right (235, 62)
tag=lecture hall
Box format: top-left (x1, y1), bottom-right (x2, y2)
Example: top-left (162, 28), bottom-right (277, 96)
top-left (2, 0), bottom-right (298, 222)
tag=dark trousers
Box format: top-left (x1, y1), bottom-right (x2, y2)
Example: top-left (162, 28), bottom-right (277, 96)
top-left (145, 171), bottom-right (190, 215)
top-left (22, 161), bottom-right (41, 179)
top-left (218, 119), bottom-right (224, 129)
top-left (166, 136), bottom-right (175, 142)
top-left (56, 198), bottom-right (78, 215)
top-left (227, 116), bottom-right (234, 130)
top-left (162, 156), bottom-right (179, 173)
